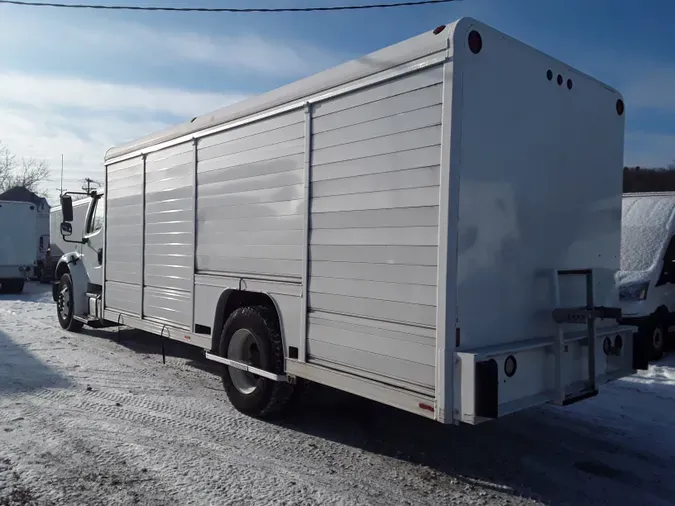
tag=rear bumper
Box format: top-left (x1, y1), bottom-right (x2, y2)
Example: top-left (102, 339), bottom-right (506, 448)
top-left (0, 265), bottom-right (32, 279)
top-left (454, 325), bottom-right (641, 425)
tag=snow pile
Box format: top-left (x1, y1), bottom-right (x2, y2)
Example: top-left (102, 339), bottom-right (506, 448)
top-left (2, 283), bottom-right (675, 506)
top-left (620, 194), bottom-right (675, 272)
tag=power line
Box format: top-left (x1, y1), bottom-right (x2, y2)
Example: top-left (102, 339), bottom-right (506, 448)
top-left (0, 0), bottom-right (458, 13)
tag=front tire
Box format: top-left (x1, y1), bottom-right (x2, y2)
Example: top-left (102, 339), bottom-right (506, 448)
top-left (219, 305), bottom-right (294, 418)
top-left (57, 273), bottom-right (83, 332)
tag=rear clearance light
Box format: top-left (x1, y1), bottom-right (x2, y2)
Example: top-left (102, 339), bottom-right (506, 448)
top-left (418, 402), bottom-right (434, 413)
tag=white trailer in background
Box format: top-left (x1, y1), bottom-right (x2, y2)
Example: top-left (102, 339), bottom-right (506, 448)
top-left (0, 200), bottom-right (37, 293)
top-left (53, 17), bottom-right (645, 424)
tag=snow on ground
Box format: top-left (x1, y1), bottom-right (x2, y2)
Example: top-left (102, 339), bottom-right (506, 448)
top-left (1, 283), bottom-right (675, 506)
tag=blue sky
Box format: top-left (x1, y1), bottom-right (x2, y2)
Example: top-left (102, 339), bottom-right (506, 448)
top-left (0, 0), bottom-right (673, 199)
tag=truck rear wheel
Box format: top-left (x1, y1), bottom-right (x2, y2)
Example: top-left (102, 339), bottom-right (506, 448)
top-left (10, 279), bottom-right (24, 294)
top-left (649, 321), bottom-right (666, 361)
top-left (57, 273), bottom-right (83, 332)
top-left (0, 279), bottom-right (24, 294)
top-left (219, 305), bottom-right (294, 418)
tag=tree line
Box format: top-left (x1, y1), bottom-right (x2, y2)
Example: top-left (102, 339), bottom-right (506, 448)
top-left (624, 166), bottom-right (675, 193)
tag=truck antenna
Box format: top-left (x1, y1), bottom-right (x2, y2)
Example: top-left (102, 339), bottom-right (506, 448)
top-left (60, 154), bottom-right (64, 196)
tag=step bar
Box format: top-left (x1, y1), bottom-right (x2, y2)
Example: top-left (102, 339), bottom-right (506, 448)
top-left (204, 352), bottom-right (287, 382)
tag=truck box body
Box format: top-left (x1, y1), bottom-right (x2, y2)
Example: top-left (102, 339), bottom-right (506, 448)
top-left (0, 200), bottom-right (37, 283)
top-left (64, 18), bottom-right (635, 423)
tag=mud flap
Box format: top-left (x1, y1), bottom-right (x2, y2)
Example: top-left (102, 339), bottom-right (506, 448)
top-left (475, 359), bottom-right (498, 418)
top-left (561, 388), bottom-right (598, 406)
top-left (632, 328), bottom-right (650, 371)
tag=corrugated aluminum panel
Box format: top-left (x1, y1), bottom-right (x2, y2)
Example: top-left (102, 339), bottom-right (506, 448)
top-left (306, 67), bottom-right (442, 391)
top-left (105, 156), bottom-right (143, 313)
top-left (196, 110), bottom-right (305, 278)
top-left (143, 142), bottom-right (194, 325)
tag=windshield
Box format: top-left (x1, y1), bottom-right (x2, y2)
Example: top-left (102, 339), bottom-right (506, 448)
top-left (621, 225), bottom-right (664, 271)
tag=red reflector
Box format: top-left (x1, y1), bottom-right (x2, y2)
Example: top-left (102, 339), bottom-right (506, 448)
top-left (419, 402), bottom-right (434, 412)
top-left (455, 327), bottom-right (461, 347)
top-left (468, 30), bottom-right (483, 54)
top-left (433, 25), bottom-right (446, 35)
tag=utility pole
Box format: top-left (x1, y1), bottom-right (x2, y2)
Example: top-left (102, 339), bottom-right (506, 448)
top-left (81, 177), bottom-right (102, 193)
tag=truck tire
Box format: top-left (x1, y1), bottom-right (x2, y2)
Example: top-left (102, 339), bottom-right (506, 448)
top-left (218, 305), bottom-right (294, 418)
top-left (649, 320), bottom-right (666, 361)
top-left (8, 279), bottom-right (24, 294)
top-left (56, 273), bottom-right (83, 332)
top-left (0, 279), bottom-right (24, 294)
top-left (33, 264), bottom-right (43, 282)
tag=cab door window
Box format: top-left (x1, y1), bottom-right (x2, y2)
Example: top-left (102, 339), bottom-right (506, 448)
top-left (87, 198), bottom-right (105, 234)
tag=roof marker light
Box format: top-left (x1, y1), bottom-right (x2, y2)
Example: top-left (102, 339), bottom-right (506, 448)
top-left (468, 30), bottom-right (482, 54)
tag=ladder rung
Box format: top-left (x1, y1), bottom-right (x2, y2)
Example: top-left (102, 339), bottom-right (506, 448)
top-left (552, 306), bottom-right (622, 324)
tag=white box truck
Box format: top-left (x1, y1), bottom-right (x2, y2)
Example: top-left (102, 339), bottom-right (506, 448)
top-left (0, 200), bottom-right (37, 293)
top-left (52, 17), bottom-right (645, 424)
top-left (617, 191), bottom-right (675, 361)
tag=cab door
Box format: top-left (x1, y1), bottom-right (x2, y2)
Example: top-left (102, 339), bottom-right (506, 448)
top-left (82, 194), bottom-right (105, 288)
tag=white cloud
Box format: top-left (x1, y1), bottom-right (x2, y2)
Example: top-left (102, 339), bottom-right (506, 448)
top-left (0, 72), bottom-right (247, 119)
top-left (0, 104), bottom-right (163, 201)
top-left (0, 14), bottom-right (344, 79)
top-left (0, 73), bottom-right (251, 203)
top-left (85, 22), bottom-right (344, 78)
top-left (0, 10), bottom-right (345, 204)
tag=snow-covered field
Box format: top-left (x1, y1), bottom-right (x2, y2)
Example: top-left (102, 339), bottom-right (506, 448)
top-left (1, 283), bottom-right (674, 506)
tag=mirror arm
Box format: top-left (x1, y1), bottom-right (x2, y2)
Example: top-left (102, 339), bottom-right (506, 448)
top-left (62, 237), bottom-right (87, 245)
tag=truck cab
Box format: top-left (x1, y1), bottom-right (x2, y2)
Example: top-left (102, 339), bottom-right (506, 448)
top-left (52, 191), bottom-right (105, 331)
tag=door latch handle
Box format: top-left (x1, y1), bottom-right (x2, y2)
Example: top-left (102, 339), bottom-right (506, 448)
top-left (97, 248), bottom-right (103, 265)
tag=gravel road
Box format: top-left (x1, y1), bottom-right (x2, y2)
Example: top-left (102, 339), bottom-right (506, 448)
top-left (1, 283), bottom-right (674, 506)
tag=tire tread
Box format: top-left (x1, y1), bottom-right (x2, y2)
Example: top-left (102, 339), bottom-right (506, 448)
top-left (220, 305), bottom-right (295, 418)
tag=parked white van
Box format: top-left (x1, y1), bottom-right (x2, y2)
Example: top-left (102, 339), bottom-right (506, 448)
top-left (618, 191), bottom-right (675, 360)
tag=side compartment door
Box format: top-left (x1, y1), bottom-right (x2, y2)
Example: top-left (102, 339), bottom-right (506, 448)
top-left (82, 195), bottom-right (105, 287)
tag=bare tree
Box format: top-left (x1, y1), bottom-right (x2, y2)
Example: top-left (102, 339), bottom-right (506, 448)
top-left (0, 141), bottom-right (18, 191)
top-left (0, 141), bottom-right (51, 196)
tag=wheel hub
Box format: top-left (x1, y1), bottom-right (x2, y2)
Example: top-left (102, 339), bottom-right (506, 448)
top-left (227, 328), bottom-right (262, 395)
top-left (653, 326), bottom-right (664, 351)
top-left (58, 284), bottom-right (71, 321)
